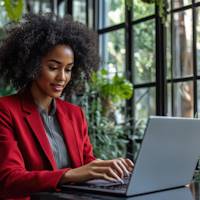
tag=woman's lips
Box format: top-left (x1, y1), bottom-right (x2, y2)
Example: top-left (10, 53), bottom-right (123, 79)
top-left (51, 84), bottom-right (64, 92)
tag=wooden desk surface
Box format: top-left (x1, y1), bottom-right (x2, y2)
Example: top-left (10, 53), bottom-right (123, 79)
top-left (31, 182), bottom-right (200, 200)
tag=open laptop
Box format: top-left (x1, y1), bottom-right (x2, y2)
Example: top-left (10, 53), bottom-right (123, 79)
top-left (61, 116), bottom-right (200, 197)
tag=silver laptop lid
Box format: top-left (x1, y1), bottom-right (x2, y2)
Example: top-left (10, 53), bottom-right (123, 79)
top-left (127, 187), bottom-right (194, 200)
top-left (127, 116), bottom-right (200, 196)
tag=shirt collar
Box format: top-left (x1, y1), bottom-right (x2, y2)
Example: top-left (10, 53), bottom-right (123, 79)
top-left (36, 99), bottom-right (56, 116)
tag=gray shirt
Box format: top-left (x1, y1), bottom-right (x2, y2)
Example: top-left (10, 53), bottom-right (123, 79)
top-left (36, 99), bottom-right (71, 169)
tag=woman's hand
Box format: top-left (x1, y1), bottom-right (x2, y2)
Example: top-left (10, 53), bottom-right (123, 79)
top-left (60, 158), bottom-right (134, 185)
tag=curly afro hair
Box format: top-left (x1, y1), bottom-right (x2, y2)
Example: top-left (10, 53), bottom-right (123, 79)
top-left (0, 13), bottom-right (99, 96)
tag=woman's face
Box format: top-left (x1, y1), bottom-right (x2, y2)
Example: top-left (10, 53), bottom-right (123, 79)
top-left (32, 44), bottom-right (74, 99)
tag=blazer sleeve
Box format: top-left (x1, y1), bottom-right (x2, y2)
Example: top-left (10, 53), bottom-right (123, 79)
top-left (79, 107), bottom-right (96, 164)
top-left (0, 105), bottom-right (69, 198)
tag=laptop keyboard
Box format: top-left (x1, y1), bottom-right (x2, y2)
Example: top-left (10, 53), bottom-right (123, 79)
top-left (80, 175), bottom-right (130, 191)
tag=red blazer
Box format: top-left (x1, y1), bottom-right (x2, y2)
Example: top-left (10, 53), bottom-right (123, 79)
top-left (0, 89), bottom-right (95, 199)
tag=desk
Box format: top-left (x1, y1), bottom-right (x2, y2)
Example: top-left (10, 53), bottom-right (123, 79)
top-left (31, 182), bottom-right (200, 200)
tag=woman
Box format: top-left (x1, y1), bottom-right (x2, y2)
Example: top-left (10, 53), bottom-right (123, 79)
top-left (0, 14), bottom-right (133, 199)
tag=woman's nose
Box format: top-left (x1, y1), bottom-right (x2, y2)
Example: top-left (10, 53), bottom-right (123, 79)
top-left (57, 70), bottom-right (66, 81)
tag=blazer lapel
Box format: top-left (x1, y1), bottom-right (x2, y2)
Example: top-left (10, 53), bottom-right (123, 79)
top-left (56, 100), bottom-right (83, 167)
top-left (19, 90), bottom-right (57, 170)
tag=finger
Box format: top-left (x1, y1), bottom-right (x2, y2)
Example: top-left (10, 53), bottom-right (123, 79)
top-left (119, 158), bottom-right (134, 172)
top-left (95, 160), bottom-right (125, 178)
top-left (125, 158), bottom-right (134, 168)
top-left (91, 171), bottom-right (119, 183)
top-left (124, 159), bottom-right (134, 172)
top-left (116, 159), bottom-right (130, 176)
top-left (91, 166), bottom-right (124, 183)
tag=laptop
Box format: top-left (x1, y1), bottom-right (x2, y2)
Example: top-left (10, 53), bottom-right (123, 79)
top-left (61, 116), bottom-right (200, 197)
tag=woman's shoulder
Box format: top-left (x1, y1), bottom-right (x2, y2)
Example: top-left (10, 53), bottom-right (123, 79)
top-left (0, 93), bottom-right (19, 105)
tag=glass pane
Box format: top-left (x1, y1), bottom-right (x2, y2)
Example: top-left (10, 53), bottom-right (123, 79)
top-left (196, 7), bottom-right (200, 75)
top-left (173, 0), bottom-right (192, 9)
top-left (0, 1), bottom-right (9, 27)
top-left (166, 14), bottom-right (172, 79)
top-left (173, 82), bottom-right (193, 117)
top-left (99, 0), bottom-right (125, 29)
top-left (172, 10), bottom-right (193, 78)
top-left (133, 0), bottom-right (155, 20)
top-left (133, 87), bottom-right (155, 159)
top-left (99, 29), bottom-right (125, 74)
top-left (167, 83), bottom-right (172, 116)
top-left (73, 0), bottom-right (86, 24)
top-left (133, 20), bottom-right (156, 84)
top-left (197, 81), bottom-right (200, 116)
top-left (58, 1), bottom-right (66, 18)
top-left (26, 0), bottom-right (52, 13)
top-left (135, 87), bottom-right (156, 122)
top-left (167, 0), bottom-right (171, 11)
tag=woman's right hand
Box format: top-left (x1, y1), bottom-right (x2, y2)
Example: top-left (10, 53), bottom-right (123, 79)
top-left (59, 158), bottom-right (134, 185)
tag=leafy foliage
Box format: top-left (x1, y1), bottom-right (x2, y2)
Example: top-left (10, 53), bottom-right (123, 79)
top-left (73, 69), bottom-right (133, 159)
top-left (4, 0), bottom-right (23, 22)
top-left (90, 69), bottom-right (133, 103)
top-left (0, 84), bottom-right (15, 96)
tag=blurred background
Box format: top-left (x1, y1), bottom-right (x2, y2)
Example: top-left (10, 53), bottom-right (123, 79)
top-left (0, 0), bottom-right (199, 162)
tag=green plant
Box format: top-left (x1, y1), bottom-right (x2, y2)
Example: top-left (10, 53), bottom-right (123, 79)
top-left (3, 0), bottom-right (23, 22)
top-left (0, 84), bottom-right (15, 96)
top-left (90, 69), bottom-right (133, 115)
top-left (72, 69), bottom-right (133, 159)
top-left (125, 0), bottom-right (167, 25)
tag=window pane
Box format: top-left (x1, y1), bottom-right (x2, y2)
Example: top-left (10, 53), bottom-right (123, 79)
top-left (133, 20), bottom-right (156, 84)
top-left (99, 0), bottom-right (125, 29)
top-left (134, 87), bottom-right (155, 158)
top-left (197, 81), bottom-right (200, 116)
top-left (58, 1), bottom-right (66, 18)
top-left (196, 7), bottom-right (200, 75)
top-left (26, 0), bottom-right (52, 13)
top-left (0, 2), bottom-right (9, 27)
top-left (173, 82), bottom-right (193, 117)
top-left (73, 0), bottom-right (86, 24)
top-left (173, 0), bottom-right (192, 9)
top-left (133, 0), bottom-right (155, 20)
top-left (135, 87), bottom-right (156, 122)
top-left (166, 14), bottom-right (172, 79)
top-left (167, 83), bottom-right (172, 116)
top-left (172, 10), bottom-right (193, 78)
top-left (99, 29), bottom-right (125, 74)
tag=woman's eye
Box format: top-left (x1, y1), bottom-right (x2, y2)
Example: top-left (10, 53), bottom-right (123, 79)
top-left (65, 69), bottom-right (72, 73)
top-left (48, 65), bottom-right (57, 70)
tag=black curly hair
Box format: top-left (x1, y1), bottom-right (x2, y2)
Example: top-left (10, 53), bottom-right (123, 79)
top-left (0, 13), bottom-right (99, 96)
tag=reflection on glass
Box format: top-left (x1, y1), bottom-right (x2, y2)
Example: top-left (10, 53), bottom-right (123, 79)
top-left (172, 10), bottom-right (193, 78)
top-left (173, 0), bottom-right (192, 9)
top-left (135, 87), bottom-right (156, 122)
top-left (73, 0), bottom-right (86, 24)
top-left (99, 29), bottom-right (125, 74)
top-left (133, 0), bottom-right (155, 20)
top-left (99, 0), bottom-right (125, 29)
top-left (58, 1), bottom-right (66, 18)
top-left (25, 0), bottom-right (51, 13)
top-left (133, 20), bottom-right (155, 84)
top-left (174, 82), bottom-right (193, 117)
top-left (133, 87), bottom-right (155, 160)
top-left (197, 81), bottom-right (200, 115)
top-left (167, 83), bottom-right (172, 116)
top-left (167, 0), bottom-right (171, 11)
top-left (166, 14), bottom-right (172, 79)
top-left (196, 8), bottom-right (200, 75)
top-left (0, 1), bottom-right (9, 35)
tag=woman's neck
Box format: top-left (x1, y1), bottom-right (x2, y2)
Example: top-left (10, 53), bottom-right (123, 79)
top-left (30, 82), bottom-right (53, 113)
